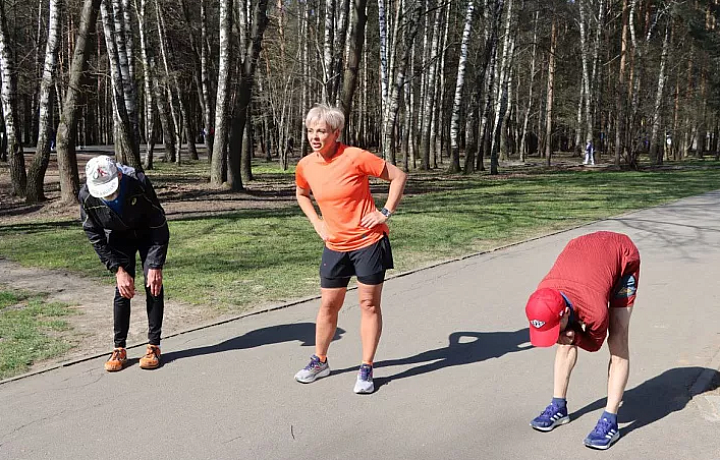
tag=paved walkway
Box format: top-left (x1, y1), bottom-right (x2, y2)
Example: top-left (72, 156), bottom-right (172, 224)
top-left (2, 192), bottom-right (720, 460)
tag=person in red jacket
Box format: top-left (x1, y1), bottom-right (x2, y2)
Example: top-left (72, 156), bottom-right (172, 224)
top-left (524, 231), bottom-right (640, 450)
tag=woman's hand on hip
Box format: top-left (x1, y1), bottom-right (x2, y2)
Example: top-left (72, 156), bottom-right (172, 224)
top-left (361, 210), bottom-right (388, 229)
top-left (313, 220), bottom-right (329, 241)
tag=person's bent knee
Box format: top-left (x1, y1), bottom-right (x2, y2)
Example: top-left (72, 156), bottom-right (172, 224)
top-left (556, 344), bottom-right (577, 355)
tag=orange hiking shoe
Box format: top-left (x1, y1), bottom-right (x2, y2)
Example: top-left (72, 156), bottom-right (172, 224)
top-left (139, 344), bottom-right (161, 369)
top-left (104, 348), bottom-right (128, 372)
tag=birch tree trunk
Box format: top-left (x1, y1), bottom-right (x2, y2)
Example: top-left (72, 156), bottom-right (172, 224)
top-left (614, 0), bottom-right (629, 166)
top-left (544, 15), bottom-right (557, 166)
top-left (156, 12), bottom-right (182, 164)
top-left (27, 0), bottom-right (63, 203)
top-left (210, 0), bottom-right (233, 186)
top-left (578, 0), bottom-right (593, 155)
top-left (57, 0), bottom-right (102, 204)
top-left (111, 0), bottom-right (140, 150)
top-left (0, 0), bottom-right (27, 196)
top-left (433, 2), bottom-right (450, 168)
top-left (490, 0), bottom-right (514, 174)
top-left (323, 0), bottom-right (335, 103)
top-left (449, 0), bottom-right (475, 173)
top-left (378, 0), bottom-right (420, 164)
top-left (101, 0), bottom-right (141, 168)
top-left (135, 0), bottom-right (156, 169)
top-left (420, 0), bottom-right (442, 170)
top-left (650, 17), bottom-right (670, 165)
top-left (519, 10), bottom-right (539, 162)
top-left (469, 0), bottom-right (500, 173)
top-left (200, 0), bottom-right (214, 157)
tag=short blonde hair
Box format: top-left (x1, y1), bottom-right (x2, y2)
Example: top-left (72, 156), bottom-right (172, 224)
top-left (305, 104), bottom-right (345, 132)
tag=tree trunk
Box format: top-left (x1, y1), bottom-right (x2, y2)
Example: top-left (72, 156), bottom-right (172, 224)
top-left (490, 0), bottom-right (514, 174)
top-left (100, 0), bottom-right (141, 168)
top-left (519, 10), bottom-right (538, 162)
top-left (210, 0), bottom-right (233, 186)
top-left (614, 0), bottom-right (629, 167)
top-left (156, 1), bottom-right (197, 161)
top-left (649, 13), bottom-right (670, 164)
top-left (228, 0), bottom-right (269, 191)
top-left (57, 0), bottom-right (102, 204)
top-left (0, 1), bottom-right (27, 196)
top-left (339, 0), bottom-right (367, 121)
top-left (27, 0), bottom-right (63, 203)
top-left (420, 1), bottom-right (443, 170)
top-left (449, 0), bottom-right (475, 173)
top-left (322, 0), bottom-right (335, 103)
top-left (200, 0), bottom-right (214, 157)
top-left (152, 61), bottom-right (175, 164)
top-left (111, 0), bottom-right (140, 150)
top-left (544, 16), bottom-right (557, 166)
top-left (135, 0), bottom-right (156, 169)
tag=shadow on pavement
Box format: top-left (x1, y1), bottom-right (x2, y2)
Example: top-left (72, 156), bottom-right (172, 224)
top-left (333, 328), bottom-right (532, 390)
top-left (570, 366), bottom-right (720, 440)
top-left (162, 322), bottom-right (345, 365)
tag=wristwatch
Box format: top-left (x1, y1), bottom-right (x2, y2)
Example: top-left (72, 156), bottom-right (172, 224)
top-left (380, 207), bottom-right (392, 219)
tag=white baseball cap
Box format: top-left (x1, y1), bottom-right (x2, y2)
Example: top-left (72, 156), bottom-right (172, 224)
top-left (85, 155), bottom-right (120, 198)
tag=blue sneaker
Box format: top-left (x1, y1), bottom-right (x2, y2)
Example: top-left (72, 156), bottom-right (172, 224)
top-left (353, 364), bottom-right (374, 394)
top-left (584, 416), bottom-right (620, 450)
top-left (294, 355), bottom-right (330, 383)
top-left (530, 402), bottom-right (570, 432)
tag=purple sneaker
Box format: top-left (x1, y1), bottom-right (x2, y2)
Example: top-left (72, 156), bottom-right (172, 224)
top-left (294, 355), bottom-right (330, 383)
top-left (584, 416), bottom-right (620, 450)
top-left (530, 402), bottom-right (569, 432)
top-left (353, 364), bottom-right (374, 394)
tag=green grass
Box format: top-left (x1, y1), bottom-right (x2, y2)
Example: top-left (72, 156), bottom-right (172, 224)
top-left (1, 161), bottom-right (720, 313)
top-left (0, 288), bottom-right (75, 380)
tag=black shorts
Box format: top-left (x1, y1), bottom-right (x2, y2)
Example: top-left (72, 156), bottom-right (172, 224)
top-left (320, 234), bottom-right (394, 288)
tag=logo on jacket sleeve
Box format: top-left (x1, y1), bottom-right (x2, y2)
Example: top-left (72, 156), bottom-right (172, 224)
top-left (615, 274), bottom-right (637, 298)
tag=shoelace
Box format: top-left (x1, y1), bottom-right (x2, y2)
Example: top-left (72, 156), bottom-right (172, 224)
top-left (359, 365), bottom-right (372, 381)
top-left (108, 349), bottom-right (122, 361)
top-left (144, 347), bottom-right (158, 359)
top-left (539, 404), bottom-right (560, 418)
top-left (304, 357), bottom-right (321, 371)
top-left (591, 418), bottom-right (614, 436)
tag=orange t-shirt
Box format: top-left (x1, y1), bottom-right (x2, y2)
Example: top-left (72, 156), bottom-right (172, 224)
top-left (295, 144), bottom-right (389, 251)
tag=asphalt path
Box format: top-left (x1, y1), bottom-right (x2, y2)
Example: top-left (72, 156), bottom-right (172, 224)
top-left (2, 192), bottom-right (720, 460)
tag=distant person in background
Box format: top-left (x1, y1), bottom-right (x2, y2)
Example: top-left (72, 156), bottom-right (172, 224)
top-left (79, 155), bottom-right (170, 372)
top-left (293, 104), bottom-right (407, 394)
top-left (583, 140), bottom-right (595, 165)
top-left (524, 231), bottom-right (640, 450)
top-left (0, 131), bottom-right (6, 161)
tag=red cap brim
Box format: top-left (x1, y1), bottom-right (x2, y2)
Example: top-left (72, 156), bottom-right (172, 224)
top-left (529, 323), bottom-right (561, 347)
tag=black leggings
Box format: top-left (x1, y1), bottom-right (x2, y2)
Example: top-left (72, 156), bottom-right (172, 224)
top-left (112, 241), bottom-right (164, 348)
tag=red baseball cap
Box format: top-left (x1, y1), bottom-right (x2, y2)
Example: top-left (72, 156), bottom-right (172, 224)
top-left (525, 288), bottom-right (567, 347)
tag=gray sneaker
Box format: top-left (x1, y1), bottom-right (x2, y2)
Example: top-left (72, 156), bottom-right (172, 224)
top-left (353, 364), bottom-right (374, 394)
top-left (295, 355), bottom-right (330, 383)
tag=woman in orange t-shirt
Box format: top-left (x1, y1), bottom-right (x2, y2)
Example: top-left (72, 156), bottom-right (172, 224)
top-left (293, 104), bottom-right (407, 394)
